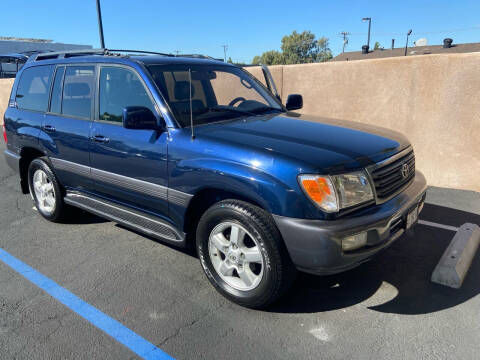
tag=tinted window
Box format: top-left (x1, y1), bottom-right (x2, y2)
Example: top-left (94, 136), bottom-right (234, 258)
top-left (148, 64), bottom-right (282, 127)
top-left (99, 67), bottom-right (155, 123)
top-left (16, 65), bottom-right (54, 112)
top-left (49, 66), bottom-right (65, 114)
top-left (62, 66), bottom-right (95, 119)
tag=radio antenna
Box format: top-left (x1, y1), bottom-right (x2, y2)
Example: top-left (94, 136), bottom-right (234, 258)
top-left (189, 68), bottom-right (195, 139)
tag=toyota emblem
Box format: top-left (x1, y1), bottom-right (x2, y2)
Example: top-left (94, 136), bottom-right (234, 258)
top-left (401, 163), bottom-right (409, 178)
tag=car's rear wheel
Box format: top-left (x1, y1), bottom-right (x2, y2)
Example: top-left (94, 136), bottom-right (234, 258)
top-left (28, 157), bottom-right (66, 222)
top-left (196, 200), bottom-right (296, 308)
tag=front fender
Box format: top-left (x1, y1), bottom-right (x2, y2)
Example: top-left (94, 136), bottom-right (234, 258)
top-left (168, 157), bottom-right (319, 228)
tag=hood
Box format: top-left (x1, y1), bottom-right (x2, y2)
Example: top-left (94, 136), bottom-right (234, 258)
top-left (193, 113), bottom-right (411, 172)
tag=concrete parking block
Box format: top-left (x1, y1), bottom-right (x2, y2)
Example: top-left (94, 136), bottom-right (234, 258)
top-left (431, 223), bottom-right (480, 288)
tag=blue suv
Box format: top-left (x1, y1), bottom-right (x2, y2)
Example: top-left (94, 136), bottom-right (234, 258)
top-left (3, 49), bottom-right (427, 308)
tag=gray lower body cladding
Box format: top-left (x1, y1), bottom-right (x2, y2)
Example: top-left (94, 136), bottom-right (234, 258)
top-left (273, 171), bottom-right (428, 275)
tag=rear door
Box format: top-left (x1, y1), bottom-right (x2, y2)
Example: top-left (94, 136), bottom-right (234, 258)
top-left (89, 65), bottom-right (169, 217)
top-left (9, 65), bottom-right (55, 152)
top-left (41, 64), bottom-right (96, 191)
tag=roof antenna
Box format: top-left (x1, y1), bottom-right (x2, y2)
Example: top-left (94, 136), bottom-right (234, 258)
top-left (189, 68), bottom-right (195, 139)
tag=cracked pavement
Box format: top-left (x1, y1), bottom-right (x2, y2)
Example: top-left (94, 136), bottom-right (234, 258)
top-left (0, 141), bottom-right (479, 359)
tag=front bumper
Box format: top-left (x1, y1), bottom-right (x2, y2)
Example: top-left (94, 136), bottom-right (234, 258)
top-left (273, 171), bottom-right (428, 275)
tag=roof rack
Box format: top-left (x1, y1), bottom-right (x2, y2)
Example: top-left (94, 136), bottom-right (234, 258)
top-left (29, 48), bottom-right (223, 63)
top-left (175, 54), bottom-right (219, 61)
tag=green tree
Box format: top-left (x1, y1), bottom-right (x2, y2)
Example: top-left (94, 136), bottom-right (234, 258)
top-left (252, 50), bottom-right (285, 65)
top-left (227, 57), bottom-right (233, 64)
top-left (374, 41), bottom-right (381, 50)
top-left (251, 30), bottom-right (332, 65)
top-left (316, 36), bottom-right (333, 62)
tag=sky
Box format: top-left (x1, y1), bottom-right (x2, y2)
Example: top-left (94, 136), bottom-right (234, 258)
top-left (3, 0), bottom-right (480, 63)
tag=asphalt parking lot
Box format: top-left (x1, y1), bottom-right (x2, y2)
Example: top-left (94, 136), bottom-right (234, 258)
top-left (1, 142), bottom-right (479, 359)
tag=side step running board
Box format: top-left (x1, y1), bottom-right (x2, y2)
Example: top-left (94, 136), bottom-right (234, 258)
top-left (64, 191), bottom-right (185, 244)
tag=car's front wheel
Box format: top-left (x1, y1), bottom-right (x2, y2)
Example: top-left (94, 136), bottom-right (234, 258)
top-left (196, 200), bottom-right (296, 308)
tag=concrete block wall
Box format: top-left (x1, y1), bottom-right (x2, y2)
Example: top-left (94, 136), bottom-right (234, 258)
top-left (247, 54), bottom-right (480, 192)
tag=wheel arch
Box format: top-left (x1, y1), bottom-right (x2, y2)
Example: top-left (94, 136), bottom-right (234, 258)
top-left (19, 146), bottom-right (47, 194)
top-left (182, 187), bottom-right (269, 244)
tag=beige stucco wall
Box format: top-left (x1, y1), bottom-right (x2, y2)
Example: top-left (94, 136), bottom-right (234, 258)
top-left (247, 54), bottom-right (480, 192)
top-left (0, 79), bottom-right (14, 125)
top-left (1, 53), bottom-right (479, 191)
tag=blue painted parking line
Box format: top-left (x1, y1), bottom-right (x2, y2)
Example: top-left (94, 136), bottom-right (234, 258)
top-left (0, 248), bottom-right (174, 360)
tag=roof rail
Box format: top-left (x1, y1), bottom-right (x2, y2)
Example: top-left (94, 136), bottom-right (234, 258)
top-left (30, 48), bottom-right (107, 62)
top-left (175, 54), bottom-right (220, 61)
top-left (107, 49), bottom-right (174, 57)
top-left (28, 48), bottom-right (222, 63)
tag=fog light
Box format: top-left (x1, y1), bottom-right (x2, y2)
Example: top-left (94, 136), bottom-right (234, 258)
top-left (342, 232), bottom-right (368, 251)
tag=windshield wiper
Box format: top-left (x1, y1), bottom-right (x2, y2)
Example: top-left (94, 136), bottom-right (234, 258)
top-left (208, 105), bottom-right (255, 116)
top-left (250, 106), bottom-right (284, 114)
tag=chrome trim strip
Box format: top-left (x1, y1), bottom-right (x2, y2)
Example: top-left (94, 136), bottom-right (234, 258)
top-left (91, 167), bottom-right (168, 200)
top-left (50, 157), bottom-right (192, 206)
top-left (4, 149), bottom-right (21, 160)
top-left (168, 188), bottom-right (193, 207)
top-left (367, 146), bottom-right (413, 172)
top-left (50, 158), bottom-right (91, 178)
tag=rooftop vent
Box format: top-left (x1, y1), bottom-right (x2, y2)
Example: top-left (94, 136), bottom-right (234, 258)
top-left (362, 45), bottom-right (369, 54)
top-left (443, 38), bottom-right (453, 48)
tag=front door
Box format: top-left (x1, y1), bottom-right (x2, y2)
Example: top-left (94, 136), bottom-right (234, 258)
top-left (89, 65), bottom-right (169, 218)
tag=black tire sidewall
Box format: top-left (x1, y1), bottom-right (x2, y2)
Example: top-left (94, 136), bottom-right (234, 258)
top-left (28, 158), bottom-right (64, 222)
top-left (196, 201), bottom-right (284, 307)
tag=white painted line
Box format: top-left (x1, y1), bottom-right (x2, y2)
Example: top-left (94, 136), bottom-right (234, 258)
top-left (418, 220), bottom-right (459, 232)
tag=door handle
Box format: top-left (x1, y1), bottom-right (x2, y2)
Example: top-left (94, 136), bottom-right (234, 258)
top-left (43, 124), bottom-right (56, 132)
top-left (92, 135), bottom-right (110, 143)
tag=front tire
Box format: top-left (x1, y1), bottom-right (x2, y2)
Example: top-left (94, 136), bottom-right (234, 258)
top-left (196, 200), bottom-right (296, 308)
top-left (28, 157), bottom-right (66, 222)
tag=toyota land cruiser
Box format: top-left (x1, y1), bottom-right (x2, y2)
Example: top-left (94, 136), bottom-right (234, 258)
top-left (3, 49), bottom-right (427, 308)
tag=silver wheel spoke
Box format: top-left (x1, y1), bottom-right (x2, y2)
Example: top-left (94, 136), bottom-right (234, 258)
top-left (211, 233), bottom-right (228, 253)
top-left (44, 182), bottom-right (54, 193)
top-left (242, 247), bottom-right (262, 263)
top-left (237, 267), bottom-right (256, 287)
top-left (229, 224), bottom-right (245, 246)
top-left (218, 261), bottom-right (235, 276)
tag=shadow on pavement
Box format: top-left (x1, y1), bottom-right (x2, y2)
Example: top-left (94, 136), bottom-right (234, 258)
top-left (270, 203), bottom-right (480, 315)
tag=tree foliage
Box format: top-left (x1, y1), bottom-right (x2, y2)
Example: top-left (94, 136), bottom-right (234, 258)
top-left (374, 41), bottom-right (381, 50)
top-left (252, 30), bottom-right (332, 65)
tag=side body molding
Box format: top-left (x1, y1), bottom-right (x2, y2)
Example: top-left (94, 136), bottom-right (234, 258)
top-left (50, 157), bottom-right (192, 209)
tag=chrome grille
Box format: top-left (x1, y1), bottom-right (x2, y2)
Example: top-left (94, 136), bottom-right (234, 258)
top-left (369, 149), bottom-right (415, 201)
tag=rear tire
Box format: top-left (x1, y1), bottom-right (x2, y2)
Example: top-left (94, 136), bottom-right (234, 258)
top-left (28, 157), bottom-right (66, 222)
top-left (196, 200), bottom-right (296, 309)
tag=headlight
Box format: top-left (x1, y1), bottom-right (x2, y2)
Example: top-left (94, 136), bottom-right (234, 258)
top-left (298, 171), bottom-right (374, 213)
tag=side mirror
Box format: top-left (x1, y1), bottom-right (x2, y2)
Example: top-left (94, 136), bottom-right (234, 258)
top-left (285, 94), bottom-right (303, 111)
top-left (122, 106), bottom-right (161, 130)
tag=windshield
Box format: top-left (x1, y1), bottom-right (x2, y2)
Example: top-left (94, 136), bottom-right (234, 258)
top-left (147, 64), bottom-right (284, 127)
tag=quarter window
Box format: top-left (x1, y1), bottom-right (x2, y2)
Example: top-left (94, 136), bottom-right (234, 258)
top-left (15, 65), bottom-right (54, 112)
top-left (99, 67), bottom-right (156, 123)
top-left (61, 66), bottom-right (95, 119)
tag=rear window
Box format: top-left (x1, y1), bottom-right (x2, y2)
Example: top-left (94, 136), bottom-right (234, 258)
top-left (61, 66), bottom-right (95, 119)
top-left (15, 65), bottom-right (54, 112)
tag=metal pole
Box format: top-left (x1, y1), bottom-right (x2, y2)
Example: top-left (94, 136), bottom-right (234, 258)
top-left (367, 19), bottom-right (371, 49)
top-left (221, 45), bottom-right (228, 62)
top-left (96, 0), bottom-right (105, 49)
top-left (405, 30), bottom-right (412, 56)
